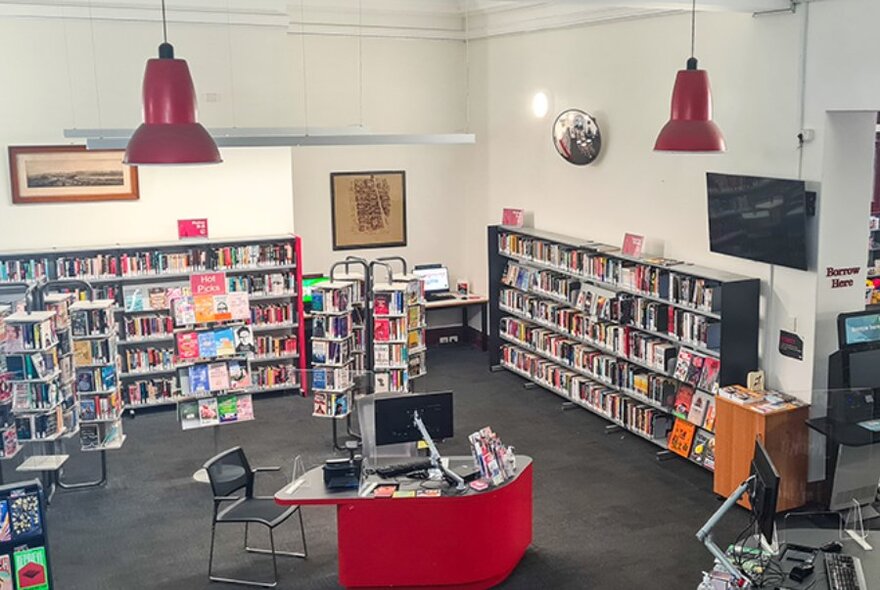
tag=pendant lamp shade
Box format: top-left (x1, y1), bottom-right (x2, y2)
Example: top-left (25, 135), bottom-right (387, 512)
top-left (654, 58), bottom-right (725, 152)
top-left (124, 43), bottom-right (222, 165)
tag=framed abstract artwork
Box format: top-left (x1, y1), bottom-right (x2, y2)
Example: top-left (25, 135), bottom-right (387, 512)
top-left (330, 170), bottom-right (407, 250)
top-left (8, 145), bottom-right (139, 204)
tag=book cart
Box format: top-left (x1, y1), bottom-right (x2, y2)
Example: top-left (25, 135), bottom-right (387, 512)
top-left (0, 235), bottom-right (307, 413)
top-left (487, 225), bottom-right (759, 471)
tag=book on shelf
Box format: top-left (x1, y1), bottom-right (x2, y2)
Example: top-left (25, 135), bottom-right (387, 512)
top-left (197, 332), bottom-right (217, 359)
top-left (176, 332), bottom-right (200, 360)
top-left (189, 365), bottom-right (210, 395)
top-left (698, 357), bottom-right (720, 392)
top-left (215, 328), bottom-right (236, 356)
top-left (217, 395), bottom-right (238, 423)
top-left (234, 326), bottom-right (256, 355)
top-left (80, 398), bottom-right (96, 421)
top-left (687, 390), bottom-right (713, 427)
top-left (689, 430), bottom-right (716, 470)
top-left (227, 361), bottom-right (251, 389)
top-left (194, 296), bottom-right (214, 324)
top-left (207, 362), bottom-right (230, 391)
top-left (179, 401), bottom-right (200, 429)
top-left (672, 384), bottom-right (694, 419)
top-left (172, 297), bottom-right (196, 326)
top-left (212, 295), bottom-right (232, 322)
top-left (667, 418), bottom-right (696, 458)
top-left (227, 292), bottom-right (250, 320)
top-left (198, 398), bottom-right (219, 427)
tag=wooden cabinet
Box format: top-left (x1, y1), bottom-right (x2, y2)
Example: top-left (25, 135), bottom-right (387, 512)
top-left (714, 396), bottom-right (810, 512)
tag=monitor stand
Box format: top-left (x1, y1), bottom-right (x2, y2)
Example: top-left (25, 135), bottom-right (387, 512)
top-left (412, 411), bottom-right (466, 492)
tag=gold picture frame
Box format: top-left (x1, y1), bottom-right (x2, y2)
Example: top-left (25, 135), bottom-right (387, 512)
top-left (9, 145), bottom-right (139, 204)
top-left (331, 171), bottom-right (407, 250)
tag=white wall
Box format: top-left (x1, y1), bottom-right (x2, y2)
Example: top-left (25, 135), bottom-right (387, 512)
top-left (464, 11), bottom-right (817, 394)
top-left (286, 34), bottom-right (470, 277)
top-left (0, 15), bottom-right (298, 250)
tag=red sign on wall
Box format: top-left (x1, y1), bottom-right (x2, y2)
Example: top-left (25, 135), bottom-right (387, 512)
top-left (190, 272), bottom-right (227, 297)
top-left (178, 218), bottom-right (209, 239)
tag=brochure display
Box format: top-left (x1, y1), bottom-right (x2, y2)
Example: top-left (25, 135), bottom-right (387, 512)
top-left (172, 272), bottom-right (257, 430)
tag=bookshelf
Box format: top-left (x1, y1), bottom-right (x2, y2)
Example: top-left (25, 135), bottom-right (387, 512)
top-left (488, 225), bottom-right (760, 470)
top-left (392, 273), bottom-right (427, 382)
top-left (0, 235), bottom-right (306, 410)
top-left (71, 300), bottom-right (125, 452)
top-left (334, 272), bottom-right (367, 373)
top-left (310, 281), bottom-right (355, 419)
top-left (43, 293), bottom-right (78, 439)
top-left (0, 305), bottom-right (21, 461)
top-left (5, 311), bottom-right (66, 446)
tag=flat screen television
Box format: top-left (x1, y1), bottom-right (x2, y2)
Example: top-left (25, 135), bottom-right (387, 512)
top-left (706, 172), bottom-right (809, 270)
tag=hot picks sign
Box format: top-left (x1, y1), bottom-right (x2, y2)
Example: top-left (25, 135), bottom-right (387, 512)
top-left (826, 266), bottom-right (862, 289)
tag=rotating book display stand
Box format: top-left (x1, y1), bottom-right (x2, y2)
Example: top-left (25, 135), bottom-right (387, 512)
top-left (310, 278), bottom-right (357, 452)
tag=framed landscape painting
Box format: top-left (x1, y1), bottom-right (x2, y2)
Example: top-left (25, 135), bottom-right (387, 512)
top-left (8, 145), bottom-right (139, 204)
top-left (331, 170), bottom-right (407, 250)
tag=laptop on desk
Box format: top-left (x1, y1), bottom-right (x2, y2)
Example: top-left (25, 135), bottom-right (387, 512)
top-left (414, 265), bottom-right (457, 302)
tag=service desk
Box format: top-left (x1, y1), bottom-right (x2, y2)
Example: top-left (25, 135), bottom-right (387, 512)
top-left (275, 456), bottom-right (533, 590)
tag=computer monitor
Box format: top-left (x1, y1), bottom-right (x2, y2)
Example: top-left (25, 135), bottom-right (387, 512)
top-left (374, 391), bottom-right (453, 446)
top-left (838, 310), bottom-right (880, 349)
top-left (749, 439), bottom-right (781, 546)
top-left (413, 265), bottom-right (450, 294)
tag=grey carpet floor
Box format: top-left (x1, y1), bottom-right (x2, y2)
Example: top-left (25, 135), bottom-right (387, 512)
top-left (10, 347), bottom-right (751, 589)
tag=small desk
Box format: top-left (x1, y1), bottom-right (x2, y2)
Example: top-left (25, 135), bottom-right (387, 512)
top-left (425, 295), bottom-right (488, 351)
top-left (275, 456), bottom-right (533, 590)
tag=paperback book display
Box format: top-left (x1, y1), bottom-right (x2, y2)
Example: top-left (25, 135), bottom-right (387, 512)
top-left (372, 275), bottom-right (426, 394)
top-left (70, 300), bottom-right (125, 452)
top-left (0, 307), bottom-right (21, 459)
top-left (42, 295), bottom-right (77, 440)
top-left (0, 236), bottom-right (307, 411)
top-left (310, 282), bottom-right (354, 418)
top-left (174, 274), bottom-right (256, 430)
top-left (4, 311), bottom-right (67, 444)
top-left (331, 272), bottom-right (367, 372)
top-left (0, 480), bottom-right (53, 590)
top-left (492, 226), bottom-right (760, 471)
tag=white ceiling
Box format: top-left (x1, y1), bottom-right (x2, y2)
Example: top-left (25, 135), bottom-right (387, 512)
top-left (0, 0), bottom-right (802, 38)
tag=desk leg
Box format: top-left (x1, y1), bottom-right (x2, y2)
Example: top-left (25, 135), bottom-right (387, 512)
top-left (481, 302), bottom-right (488, 351)
top-left (461, 306), bottom-right (468, 346)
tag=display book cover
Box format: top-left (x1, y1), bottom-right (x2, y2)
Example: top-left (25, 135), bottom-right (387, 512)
top-left (0, 480), bottom-right (51, 590)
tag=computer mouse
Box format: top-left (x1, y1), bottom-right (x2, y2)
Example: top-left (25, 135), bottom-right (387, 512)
top-left (821, 541), bottom-right (843, 553)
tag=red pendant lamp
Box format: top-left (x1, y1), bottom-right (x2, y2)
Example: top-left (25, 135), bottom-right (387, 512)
top-left (654, 0), bottom-right (725, 153)
top-left (124, 0), bottom-right (221, 165)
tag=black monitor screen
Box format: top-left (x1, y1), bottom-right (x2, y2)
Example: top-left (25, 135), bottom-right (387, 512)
top-left (849, 351), bottom-right (880, 390)
top-left (838, 310), bottom-right (880, 349)
top-left (749, 439), bottom-right (780, 546)
top-left (374, 391), bottom-right (453, 446)
top-left (707, 172), bottom-right (808, 270)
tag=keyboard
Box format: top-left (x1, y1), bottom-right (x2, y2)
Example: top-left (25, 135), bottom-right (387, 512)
top-left (825, 553), bottom-right (867, 590)
top-left (374, 459), bottom-right (434, 478)
top-left (425, 292), bottom-right (457, 302)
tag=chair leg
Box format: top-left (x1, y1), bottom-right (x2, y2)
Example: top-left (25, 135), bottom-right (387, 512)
top-left (244, 511), bottom-right (306, 559)
top-left (244, 522), bottom-right (249, 550)
top-left (208, 519), bottom-right (218, 580)
top-left (209, 521), bottom-right (279, 588)
top-left (269, 527), bottom-right (279, 587)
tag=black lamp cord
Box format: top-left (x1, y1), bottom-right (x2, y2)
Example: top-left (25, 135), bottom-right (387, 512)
top-left (162, 0), bottom-right (168, 44)
top-left (687, 0), bottom-right (698, 70)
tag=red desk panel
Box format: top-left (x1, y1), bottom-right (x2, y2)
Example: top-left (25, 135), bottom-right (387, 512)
top-left (276, 457), bottom-right (533, 590)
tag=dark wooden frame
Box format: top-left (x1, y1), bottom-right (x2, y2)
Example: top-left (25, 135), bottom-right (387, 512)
top-left (8, 145), bottom-right (139, 204)
top-left (330, 170), bottom-right (407, 250)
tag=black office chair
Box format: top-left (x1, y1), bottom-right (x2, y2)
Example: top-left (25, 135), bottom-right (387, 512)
top-left (204, 447), bottom-right (307, 588)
